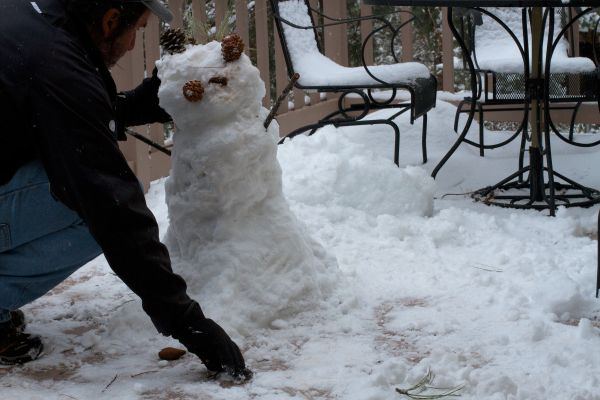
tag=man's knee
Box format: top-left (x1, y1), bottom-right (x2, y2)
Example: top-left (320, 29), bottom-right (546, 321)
top-left (0, 161), bottom-right (83, 252)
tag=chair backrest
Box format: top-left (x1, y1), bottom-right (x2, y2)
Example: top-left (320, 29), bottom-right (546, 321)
top-left (270, 0), bottom-right (433, 90)
top-left (269, 0), bottom-right (318, 79)
top-left (472, 7), bottom-right (595, 74)
top-left (269, 0), bottom-right (344, 87)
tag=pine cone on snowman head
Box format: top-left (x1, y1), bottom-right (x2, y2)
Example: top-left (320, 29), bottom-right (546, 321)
top-left (160, 28), bottom-right (187, 54)
top-left (221, 33), bottom-right (245, 62)
top-left (182, 80), bottom-right (204, 102)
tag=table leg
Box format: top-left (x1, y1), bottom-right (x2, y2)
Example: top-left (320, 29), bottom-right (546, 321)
top-left (468, 7), bottom-right (600, 213)
top-left (529, 7), bottom-right (546, 203)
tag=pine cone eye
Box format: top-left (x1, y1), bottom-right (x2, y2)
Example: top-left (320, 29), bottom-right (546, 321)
top-left (160, 28), bottom-right (188, 55)
top-left (221, 33), bottom-right (245, 63)
top-left (182, 80), bottom-right (204, 102)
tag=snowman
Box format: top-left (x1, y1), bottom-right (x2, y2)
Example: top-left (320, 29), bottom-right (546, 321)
top-left (155, 33), bottom-right (338, 333)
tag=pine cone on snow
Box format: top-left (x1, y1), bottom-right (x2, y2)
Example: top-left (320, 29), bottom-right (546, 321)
top-left (160, 28), bottom-right (187, 54)
top-left (182, 80), bottom-right (204, 102)
top-left (221, 33), bottom-right (245, 63)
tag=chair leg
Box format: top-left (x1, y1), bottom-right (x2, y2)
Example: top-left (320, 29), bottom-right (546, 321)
top-left (391, 122), bottom-right (400, 167)
top-left (421, 113), bottom-right (428, 164)
top-left (478, 105), bottom-right (485, 157)
top-left (597, 209), bottom-right (600, 298)
top-left (454, 100), bottom-right (467, 132)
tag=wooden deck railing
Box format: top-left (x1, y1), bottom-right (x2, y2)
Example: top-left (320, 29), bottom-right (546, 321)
top-left (113, 0), bottom-right (419, 190)
top-left (111, 1), bottom-right (598, 190)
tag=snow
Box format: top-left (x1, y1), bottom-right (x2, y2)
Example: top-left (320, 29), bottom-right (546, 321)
top-left (277, 0), bottom-right (431, 87)
top-left (156, 42), bottom-right (338, 332)
top-left (3, 46), bottom-right (600, 400)
top-left (460, 8), bottom-right (596, 74)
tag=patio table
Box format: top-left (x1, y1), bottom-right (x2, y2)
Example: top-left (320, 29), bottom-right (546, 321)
top-left (364, 0), bottom-right (600, 215)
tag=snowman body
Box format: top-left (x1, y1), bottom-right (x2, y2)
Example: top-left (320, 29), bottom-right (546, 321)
top-left (156, 41), bottom-right (337, 331)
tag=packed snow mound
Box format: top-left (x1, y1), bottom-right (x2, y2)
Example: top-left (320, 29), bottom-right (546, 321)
top-left (278, 127), bottom-right (435, 218)
top-left (156, 42), bottom-right (339, 333)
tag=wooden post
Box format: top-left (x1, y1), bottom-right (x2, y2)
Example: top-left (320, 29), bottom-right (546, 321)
top-left (322, 1), bottom-right (348, 65)
top-left (169, 0), bottom-right (184, 29)
top-left (215, 0), bottom-right (227, 28)
top-left (308, 0), bottom-right (321, 106)
top-left (255, 0), bottom-right (271, 107)
top-left (360, 4), bottom-right (374, 65)
top-left (191, 0), bottom-right (208, 43)
top-left (442, 7), bottom-right (455, 92)
top-left (321, 1), bottom-right (346, 105)
top-left (235, 0), bottom-right (250, 53)
top-left (569, 7), bottom-right (580, 57)
top-left (274, 18), bottom-right (289, 113)
top-left (400, 6), bottom-right (414, 62)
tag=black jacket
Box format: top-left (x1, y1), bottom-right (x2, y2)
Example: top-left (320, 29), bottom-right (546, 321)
top-left (0, 0), bottom-right (202, 334)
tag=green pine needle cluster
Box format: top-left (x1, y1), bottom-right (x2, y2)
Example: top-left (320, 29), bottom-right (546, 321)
top-left (188, 0), bottom-right (236, 43)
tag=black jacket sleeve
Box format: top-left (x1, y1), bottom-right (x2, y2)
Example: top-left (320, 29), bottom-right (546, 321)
top-left (27, 29), bottom-right (197, 335)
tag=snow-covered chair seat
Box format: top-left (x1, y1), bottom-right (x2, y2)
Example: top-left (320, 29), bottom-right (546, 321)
top-left (270, 0), bottom-right (437, 165)
top-left (453, 7), bottom-right (600, 154)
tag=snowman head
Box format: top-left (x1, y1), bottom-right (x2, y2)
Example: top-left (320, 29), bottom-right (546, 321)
top-left (156, 36), bottom-right (265, 128)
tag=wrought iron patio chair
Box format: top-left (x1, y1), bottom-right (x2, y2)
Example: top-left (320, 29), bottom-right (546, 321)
top-left (453, 7), bottom-right (600, 163)
top-left (269, 0), bottom-right (437, 165)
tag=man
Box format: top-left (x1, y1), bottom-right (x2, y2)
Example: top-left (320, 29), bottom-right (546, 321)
top-left (0, 0), bottom-right (250, 380)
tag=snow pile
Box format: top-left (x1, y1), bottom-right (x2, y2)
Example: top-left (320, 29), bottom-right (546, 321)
top-left (2, 94), bottom-right (600, 400)
top-left (279, 127), bottom-right (435, 218)
top-left (277, 0), bottom-right (431, 86)
top-left (3, 40), bottom-right (600, 397)
top-left (156, 41), bottom-right (339, 333)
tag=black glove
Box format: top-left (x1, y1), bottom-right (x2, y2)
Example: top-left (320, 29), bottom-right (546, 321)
top-left (115, 67), bottom-right (172, 137)
top-left (172, 305), bottom-right (252, 381)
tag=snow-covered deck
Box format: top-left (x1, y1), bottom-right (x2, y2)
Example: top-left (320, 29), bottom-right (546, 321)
top-left (2, 98), bottom-right (600, 400)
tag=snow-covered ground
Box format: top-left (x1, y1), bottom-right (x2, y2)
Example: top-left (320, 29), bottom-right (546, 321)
top-left (2, 97), bottom-right (600, 400)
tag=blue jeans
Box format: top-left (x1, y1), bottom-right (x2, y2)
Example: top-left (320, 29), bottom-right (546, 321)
top-left (0, 161), bottom-right (102, 323)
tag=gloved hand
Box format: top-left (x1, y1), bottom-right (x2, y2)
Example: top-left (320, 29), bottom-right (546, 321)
top-left (137, 67), bottom-right (172, 123)
top-left (115, 67), bottom-right (171, 132)
top-left (172, 317), bottom-right (252, 381)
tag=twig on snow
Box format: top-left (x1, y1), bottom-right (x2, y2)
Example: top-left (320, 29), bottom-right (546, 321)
top-left (395, 369), bottom-right (464, 399)
top-left (109, 298), bottom-right (136, 314)
top-left (101, 374), bottom-right (118, 393)
top-left (131, 370), bottom-right (159, 378)
top-left (471, 263), bottom-right (503, 273)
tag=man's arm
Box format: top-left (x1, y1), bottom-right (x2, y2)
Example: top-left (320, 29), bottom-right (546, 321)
top-left (28, 35), bottom-right (248, 378)
top-left (115, 67), bottom-right (171, 135)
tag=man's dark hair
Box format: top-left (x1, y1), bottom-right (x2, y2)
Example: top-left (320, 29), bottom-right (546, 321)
top-left (67, 0), bottom-right (147, 39)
